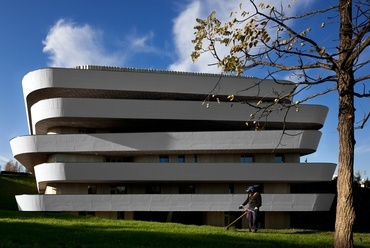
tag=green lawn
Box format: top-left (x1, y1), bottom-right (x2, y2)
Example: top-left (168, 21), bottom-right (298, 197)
top-left (0, 211), bottom-right (369, 248)
top-left (1, 176), bottom-right (369, 247)
top-left (0, 175), bottom-right (37, 210)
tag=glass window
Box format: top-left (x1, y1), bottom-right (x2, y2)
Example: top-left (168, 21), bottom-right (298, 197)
top-left (179, 184), bottom-right (195, 194)
top-left (117, 211), bottom-right (125, 220)
top-left (178, 155), bottom-right (185, 163)
top-left (240, 155), bottom-right (254, 163)
top-left (228, 184), bottom-right (234, 194)
top-left (79, 211), bottom-right (95, 216)
top-left (159, 155), bottom-right (169, 163)
top-left (145, 184), bottom-right (161, 194)
top-left (110, 185), bottom-right (127, 194)
top-left (107, 157), bottom-right (134, 162)
top-left (108, 157), bottom-right (124, 162)
top-left (194, 154), bottom-right (198, 162)
top-left (275, 154), bottom-right (284, 163)
top-left (88, 185), bottom-right (97, 194)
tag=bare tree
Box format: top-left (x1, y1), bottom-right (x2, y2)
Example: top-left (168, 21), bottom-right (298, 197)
top-left (191, 1), bottom-right (370, 247)
top-left (4, 160), bottom-right (23, 173)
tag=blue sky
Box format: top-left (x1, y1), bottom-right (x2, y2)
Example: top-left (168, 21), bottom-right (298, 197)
top-left (0, 0), bottom-right (369, 178)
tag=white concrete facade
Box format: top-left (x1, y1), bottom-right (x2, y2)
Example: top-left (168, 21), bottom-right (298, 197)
top-left (16, 194), bottom-right (335, 212)
top-left (11, 66), bottom-right (336, 228)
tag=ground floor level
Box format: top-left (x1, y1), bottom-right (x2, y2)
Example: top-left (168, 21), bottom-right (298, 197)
top-left (73, 211), bottom-right (293, 229)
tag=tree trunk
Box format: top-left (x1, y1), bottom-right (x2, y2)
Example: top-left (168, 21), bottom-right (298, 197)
top-left (334, 2), bottom-right (355, 247)
top-left (335, 75), bottom-right (355, 248)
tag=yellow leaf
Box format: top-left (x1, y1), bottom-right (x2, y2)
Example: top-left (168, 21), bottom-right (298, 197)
top-left (281, 40), bottom-right (288, 45)
top-left (230, 11), bottom-right (235, 17)
top-left (319, 47), bottom-right (326, 55)
top-left (227, 95), bottom-right (235, 101)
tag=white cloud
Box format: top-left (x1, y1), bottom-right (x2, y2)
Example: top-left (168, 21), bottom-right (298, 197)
top-left (355, 144), bottom-right (370, 154)
top-left (42, 1), bottom-right (316, 71)
top-left (127, 31), bottom-right (154, 50)
top-left (132, 35), bottom-right (152, 48)
top-left (42, 19), bottom-right (163, 68)
top-left (0, 155), bottom-right (9, 164)
top-left (169, 0), bottom-right (233, 73)
top-left (43, 19), bottom-right (124, 67)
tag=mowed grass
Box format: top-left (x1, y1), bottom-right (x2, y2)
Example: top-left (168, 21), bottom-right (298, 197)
top-left (1, 176), bottom-right (369, 247)
top-left (0, 175), bottom-right (38, 211)
top-left (1, 211), bottom-right (370, 248)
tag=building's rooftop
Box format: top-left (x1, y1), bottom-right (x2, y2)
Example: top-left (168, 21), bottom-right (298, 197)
top-left (74, 65), bottom-right (258, 78)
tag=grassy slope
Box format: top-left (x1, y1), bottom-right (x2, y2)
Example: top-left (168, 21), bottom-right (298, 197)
top-left (0, 175), bottom-right (38, 210)
top-left (0, 211), bottom-right (369, 248)
top-left (0, 176), bottom-right (369, 247)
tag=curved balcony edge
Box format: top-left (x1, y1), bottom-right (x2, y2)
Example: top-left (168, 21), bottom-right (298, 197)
top-left (15, 193), bottom-right (335, 212)
top-left (22, 68), bottom-right (296, 105)
top-left (33, 162), bottom-right (337, 192)
top-left (30, 98), bottom-right (328, 134)
top-left (11, 130), bottom-right (323, 168)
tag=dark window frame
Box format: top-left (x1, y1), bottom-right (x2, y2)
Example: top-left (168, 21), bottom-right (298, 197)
top-left (159, 155), bottom-right (169, 163)
top-left (179, 184), bottom-right (195, 194)
top-left (178, 155), bottom-right (185, 163)
top-left (240, 155), bottom-right (254, 163)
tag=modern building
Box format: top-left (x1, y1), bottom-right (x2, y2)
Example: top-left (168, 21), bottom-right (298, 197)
top-left (11, 66), bottom-right (336, 229)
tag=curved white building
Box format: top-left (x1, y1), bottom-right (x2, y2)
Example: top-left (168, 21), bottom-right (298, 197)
top-left (11, 66), bottom-right (336, 228)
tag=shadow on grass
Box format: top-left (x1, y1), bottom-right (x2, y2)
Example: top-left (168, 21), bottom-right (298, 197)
top-left (3, 212), bottom-right (368, 248)
top-left (0, 223), bottom-right (326, 248)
